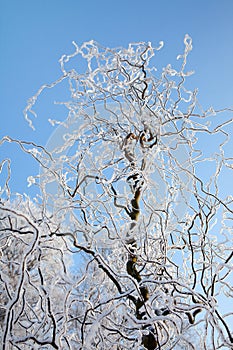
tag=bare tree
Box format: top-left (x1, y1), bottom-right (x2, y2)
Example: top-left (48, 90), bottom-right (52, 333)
top-left (1, 36), bottom-right (233, 349)
top-left (0, 195), bottom-right (76, 349)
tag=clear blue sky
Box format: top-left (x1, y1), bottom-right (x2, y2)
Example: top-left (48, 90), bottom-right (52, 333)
top-left (0, 0), bottom-right (233, 195)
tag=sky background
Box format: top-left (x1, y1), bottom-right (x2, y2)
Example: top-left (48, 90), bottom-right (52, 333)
top-left (0, 0), bottom-right (233, 195)
top-left (0, 0), bottom-right (233, 333)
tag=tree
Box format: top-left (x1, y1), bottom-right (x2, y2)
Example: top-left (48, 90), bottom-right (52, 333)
top-left (0, 195), bottom-right (75, 349)
top-left (1, 36), bottom-right (233, 349)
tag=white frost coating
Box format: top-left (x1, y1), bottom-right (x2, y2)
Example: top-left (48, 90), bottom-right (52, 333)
top-left (1, 38), bottom-right (233, 349)
top-left (27, 175), bottom-right (36, 187)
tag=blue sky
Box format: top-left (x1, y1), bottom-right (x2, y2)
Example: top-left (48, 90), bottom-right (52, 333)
top-left (0, 0), bottom-right (233, 195)
top-left (1, 1), bottom-right (232, 337)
